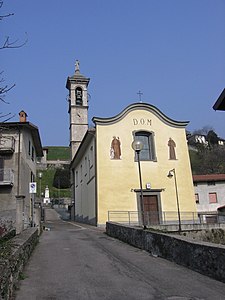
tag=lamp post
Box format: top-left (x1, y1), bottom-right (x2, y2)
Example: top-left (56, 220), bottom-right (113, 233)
top-left (131, 139), bottom-right (145, 228)
top-left (167, 168), bottom-right (181, 232)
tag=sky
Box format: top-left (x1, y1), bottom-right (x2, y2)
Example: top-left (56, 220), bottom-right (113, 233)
top-left (1, 0), bottom-right (225, 146)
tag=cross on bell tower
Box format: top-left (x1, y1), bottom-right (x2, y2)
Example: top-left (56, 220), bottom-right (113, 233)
top-left (66, 60), bottom-right (90, 159)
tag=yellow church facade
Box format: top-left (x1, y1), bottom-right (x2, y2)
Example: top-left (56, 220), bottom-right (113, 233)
top-left (67, 62), bottom-right (196, 227)
top-left (70, 102), bottom-right (197, 227)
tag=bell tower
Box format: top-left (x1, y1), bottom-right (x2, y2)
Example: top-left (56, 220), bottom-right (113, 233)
top-left (66, 60), bottom-right (90, 159)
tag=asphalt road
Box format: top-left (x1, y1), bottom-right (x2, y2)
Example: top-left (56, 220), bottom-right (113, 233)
top-left (15, 209), bottom-right (225, 300)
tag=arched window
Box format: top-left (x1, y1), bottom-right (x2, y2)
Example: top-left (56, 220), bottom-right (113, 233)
top-left (75, 87), bottom-right (83, 105)
top-left (134, 131), bottom-right (156, 161)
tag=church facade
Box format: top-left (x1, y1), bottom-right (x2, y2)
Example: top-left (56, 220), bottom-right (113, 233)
top-left (68, 63), bottom-right (197, 227)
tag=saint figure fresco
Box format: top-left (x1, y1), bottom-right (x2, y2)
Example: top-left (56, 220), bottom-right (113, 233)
top-left (110, 136), bottom-right (121, 159)
top-left (168, 138), bottom-right (176, 160)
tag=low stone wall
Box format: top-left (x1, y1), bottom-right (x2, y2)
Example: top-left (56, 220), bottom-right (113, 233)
top-left (0, 227), bottom-right (39, 300)
top-left (180, 228), bottom-right (225, 245)
top-left (106, 222), bottom-right (225, 283)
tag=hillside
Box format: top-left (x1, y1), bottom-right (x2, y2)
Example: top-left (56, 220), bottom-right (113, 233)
top-left (37, 146), bottom-right (71, 200)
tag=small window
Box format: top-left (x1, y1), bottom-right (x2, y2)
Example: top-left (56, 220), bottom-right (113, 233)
top-left (89, 146), bottom-right (93, 168)
top-left (207, 181), bottom-right (215, 186)
top-left (209, 192), bottom-right (217, 204)
top-left (31, 146), bottom-right (34, 161)
top-left (84, 157), bottom-right (87, 176)
top-left (75, 87), bottom-right (83, 105)
top-left (80, 165), bottom-right (83, 182)
top-left (134, 131), bottom-right (156, 161)
top-left (28, 141), bottom-right (31, 156)
top-left (75, 171), bottom-right (78, 187)
top-left (195, 193), bottom-right (199, 204)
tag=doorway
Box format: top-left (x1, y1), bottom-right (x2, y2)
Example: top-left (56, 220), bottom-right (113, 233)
top-left (142, 195), bottom-right (159, 225)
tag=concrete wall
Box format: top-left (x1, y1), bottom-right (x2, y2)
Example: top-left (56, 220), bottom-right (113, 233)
top-left (74, 137), bottom-right (96, 225)
top-left (106, 222), bottom-right (225, 283)
top-left (0, 210), bottom-right (15, 237)
top-left (0, 227), bottom-right (39, 300)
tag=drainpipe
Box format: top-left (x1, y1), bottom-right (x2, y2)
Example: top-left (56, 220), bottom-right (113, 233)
top-left (17, 127), bottom-right (21, 195)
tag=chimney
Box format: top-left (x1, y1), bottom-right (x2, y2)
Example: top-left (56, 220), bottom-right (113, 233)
top-left (19, 110), bottom-right (27, 122)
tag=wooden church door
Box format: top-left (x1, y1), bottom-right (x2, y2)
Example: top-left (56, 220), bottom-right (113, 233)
top-left (143, 195), bottom-right (159, 225)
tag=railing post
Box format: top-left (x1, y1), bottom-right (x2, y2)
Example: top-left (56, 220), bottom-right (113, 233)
top-left (128, 211), bottom-right (130, 226)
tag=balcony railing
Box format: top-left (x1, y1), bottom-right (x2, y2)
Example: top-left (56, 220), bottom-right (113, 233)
top-left (0, 137), bottom-right (15, 153)
top-left (0, 168), bottom-right (14, 186)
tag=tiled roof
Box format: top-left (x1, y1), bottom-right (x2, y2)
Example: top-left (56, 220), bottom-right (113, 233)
top-left (193, 174), bottom-right (225, 182)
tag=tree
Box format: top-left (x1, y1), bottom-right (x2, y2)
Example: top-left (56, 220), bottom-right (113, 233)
top-left (53, 166), bottom-right (70, 190)
top-left (207, 130), bottom-right (219, 148)
top-left (0, 1), bottom-right (27, 121)
top-left (189, 127), bottom-right (225, 174)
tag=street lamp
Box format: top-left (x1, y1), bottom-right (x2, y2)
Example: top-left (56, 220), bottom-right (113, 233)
top-left (167, 168), bottom-right (181, 232)
top-left (131, 139), bottom-right (145, 228)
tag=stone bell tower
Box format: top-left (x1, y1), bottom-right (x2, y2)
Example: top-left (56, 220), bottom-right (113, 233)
top-left (66, 60), bottom-right (90, 160)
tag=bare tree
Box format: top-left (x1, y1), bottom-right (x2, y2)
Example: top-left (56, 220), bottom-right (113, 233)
top-left (0, 0), bottom-right (27, 122)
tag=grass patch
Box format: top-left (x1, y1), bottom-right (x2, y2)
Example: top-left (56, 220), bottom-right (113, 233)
top-left (37, 167), bottom-right (71, 198)
top-left (46, 146), bottom-right (70, 161)
top-left (18, 272), bottom-right (27, 281)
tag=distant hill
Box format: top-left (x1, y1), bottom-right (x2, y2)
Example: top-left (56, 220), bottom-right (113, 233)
top-left (45, 146), bottom-right (70, 161)
top-left (37, 146), bottom-right (71, 200)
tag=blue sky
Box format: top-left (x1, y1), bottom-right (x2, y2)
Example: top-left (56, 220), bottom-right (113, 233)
top-left (1, 0), bottom-right (225, 146)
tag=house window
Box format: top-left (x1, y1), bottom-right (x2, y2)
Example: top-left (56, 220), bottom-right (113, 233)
top-left (134, 131), bottom-right (156, 161)
top-left (80, 165), bottom-right (83, 182)
top-left (28, 141), bottom-right (31, 156)
top-left (31, 146), bottom-right (34, 161)
top-left (75, 171), bottom-right (78, 187)
top-left (207, 181), bottom-right (215, 186)
top-left (209, 192), bottom-right (217, 204)
top-left (195, 193), bottom-right (199, 204)
top-left (84, 157), bottom-right (87, 176)
top-left (89, 146), bottom-right (93, 168)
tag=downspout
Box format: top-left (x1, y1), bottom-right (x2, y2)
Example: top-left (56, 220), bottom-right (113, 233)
top-left (17, 127), bottom-right (21, 195)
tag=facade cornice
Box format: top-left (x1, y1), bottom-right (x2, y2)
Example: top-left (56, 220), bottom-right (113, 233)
top-left (92, 102), bottom-right (189, 127)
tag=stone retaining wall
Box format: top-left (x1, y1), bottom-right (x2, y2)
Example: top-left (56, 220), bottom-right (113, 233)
top-left (0, 228), bottom-right (39, 300)
top-left (106, 222), bottom-right (225, 283)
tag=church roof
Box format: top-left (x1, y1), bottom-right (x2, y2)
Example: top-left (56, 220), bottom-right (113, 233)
top-left (92, 102), bottom-right (189, 127)
top-left (193, 174), bottom-right (225, 182)
top-left (70, 128), bottom-right (96, 168)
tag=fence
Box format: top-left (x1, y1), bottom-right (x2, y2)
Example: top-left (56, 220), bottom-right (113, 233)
top-left (108, 210), bottom-right (225, 228)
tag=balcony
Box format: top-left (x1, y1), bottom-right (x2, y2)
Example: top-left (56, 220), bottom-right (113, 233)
top-left (0, 169), bottom-right (14, 186)
top-left (0, 137), bottom-right (15, 153)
